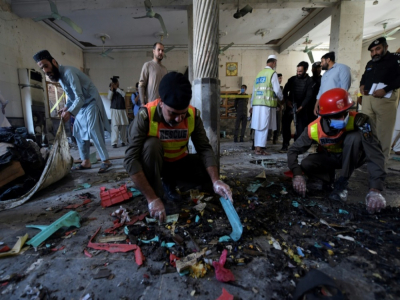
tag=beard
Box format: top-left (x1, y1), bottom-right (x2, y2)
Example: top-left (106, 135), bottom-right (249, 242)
top-left (372, 50), bottom-right (386, 62)
top-left (46, 63), bottom-right (61, 82)
top-left (155, 54), bottom-right (164, 61)
top-left (321, 63), bottom-right (328, 70)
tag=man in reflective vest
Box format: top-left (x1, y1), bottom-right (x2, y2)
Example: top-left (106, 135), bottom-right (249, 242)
top-left (124, 72), bottom-right (233, 222)
top-left (287, 88), bottom-right (386, 214)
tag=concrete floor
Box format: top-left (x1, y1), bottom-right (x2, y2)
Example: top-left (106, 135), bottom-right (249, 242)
top-left (0, 136), bottom-right (399, 299)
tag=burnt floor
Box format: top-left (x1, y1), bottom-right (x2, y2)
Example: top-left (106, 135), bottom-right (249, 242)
top-left (0, 137), bottom-right (399, 300)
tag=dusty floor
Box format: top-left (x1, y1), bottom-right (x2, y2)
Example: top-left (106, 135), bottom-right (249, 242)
top-left (0, 137), bottom-right (399, 300)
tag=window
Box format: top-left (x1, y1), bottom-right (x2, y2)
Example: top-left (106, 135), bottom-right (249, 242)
top-left (46, 81), bottom-right (66, 119)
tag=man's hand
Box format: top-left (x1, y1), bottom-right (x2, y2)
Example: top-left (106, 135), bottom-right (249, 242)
top-left (293, 175), bottom-right (306, 197)
top-left (57, 107), bottom-right (68, 116)
top-left (313, 101), bottom-right (319, 116)
top-left (359, 85), bottom-right (365, 96)
top-left (296, 106), bottom-right (303, 113)
top-left (249, 107), bottom-right (253, 114)
top-left (148, 198), bottom-right (166, 222)
top-left (287, 101), bottom-right (293, 109)
top-left (365, 189), bottom-right (386, 214)
top-left (213, 180), bottom-right (233, 203)
top-left (373, 89), bottom-right (386, 98)
top-left (357, 96), bottom-right (362, 105)
top-left (61, 111), bottom-right (71, 122)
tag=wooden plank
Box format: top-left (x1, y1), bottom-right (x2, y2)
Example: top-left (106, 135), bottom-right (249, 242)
top-left (0, 161), bottom-right (25, 188)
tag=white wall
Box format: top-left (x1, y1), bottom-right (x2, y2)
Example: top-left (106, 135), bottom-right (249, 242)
top-left (0, 7), bottom-right (83, 120)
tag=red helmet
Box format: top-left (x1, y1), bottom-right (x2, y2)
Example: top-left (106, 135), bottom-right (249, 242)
top-left (318, 88), bottom-right (354, 116)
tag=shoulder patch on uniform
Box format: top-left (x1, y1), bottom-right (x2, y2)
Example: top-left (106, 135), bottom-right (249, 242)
top-left (196, 109), bottom-right (201, 117)
top-left (139, 109), bottom-right (148, 120)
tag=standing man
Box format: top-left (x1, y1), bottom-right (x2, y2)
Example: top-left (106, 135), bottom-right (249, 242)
top-left (309, 61), bottom-right (322, 123)
top-left (289, 88), bottom-right (386, 214)
top-left (124, 72), bottom-right (233, 222)
top-left (313, 52), bottom-right (351, 115)
top-left (250, 55), bottom-right (283, 155)
top-left (360, 37), bottom-right (400, 165)
top-left (108, 76), bottom-right (129, 148)
top-left (139, 42), bottom-right (168, 104)
top-left (234, 84), bottom-right (248, 143)
top-left (33, 50), bottom-right (112, 173)
top-left (280, 61), bottom-right (314, 152)
top-left (272, 73), bottom-right (284, 144)
top-left (131, 82), bottom-right (142, 117)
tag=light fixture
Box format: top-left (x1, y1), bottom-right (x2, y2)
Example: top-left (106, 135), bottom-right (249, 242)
top-left (373, 0), bottom-right (378, 5)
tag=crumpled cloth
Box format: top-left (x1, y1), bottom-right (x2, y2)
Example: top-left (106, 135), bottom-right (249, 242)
top-left (212, 249), bottom-right (235, 282)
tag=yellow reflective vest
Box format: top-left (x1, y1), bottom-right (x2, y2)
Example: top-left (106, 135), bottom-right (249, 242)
top-left (252, 68), bottom-right (277, 107)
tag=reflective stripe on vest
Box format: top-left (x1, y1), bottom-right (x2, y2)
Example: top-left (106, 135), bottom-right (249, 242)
top-left (252, 68), bottom-right (277, 107)
top-left (308, 112), bottom-right (357, 153)
top-left (146, 99), bottom-right (195, 162)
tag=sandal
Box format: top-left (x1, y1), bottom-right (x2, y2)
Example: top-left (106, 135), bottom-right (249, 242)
top-left (254, 150), bottom-right (271, 156)
top-left (98, 162), bottom-right (112, 173)
top-left (72, 164), bottom-right (91, 170)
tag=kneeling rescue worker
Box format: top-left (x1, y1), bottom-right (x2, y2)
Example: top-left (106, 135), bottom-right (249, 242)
top-left (124, 72), bottom-right (233, 222)
top-left (287, 88), bottom-right (386, 214)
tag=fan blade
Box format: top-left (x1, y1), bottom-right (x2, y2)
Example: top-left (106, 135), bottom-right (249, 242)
top-left (104, 48), bottom-right (113, 55)
top-left (134, 15), bottom-right (148, 19)
top-left (33, 14), bottom-right (54, 22)
top-left (386, 37), bottom-right (396, 40)
top-left (307, 42), bottom-right (323, 51)
top-left (307, 51), bottom-right (314, 64)
top-left (164, 46), bottom-right (175, 53)
top-left (239, 4), bottom-right (253, 15)
top-left (303, 45), bottom-right (308, 53)
top-left (61, 16), bottom-right (83, 34)
top-left (48, 0), bottom-right (59, 15)
top-left (144, 0), bottom-right (152, 9)
top-left (386, 27), bottom-right (400, 37)
top-left (154, 13), bottom-right (168, 37)
top-left (220, 42), bottom-right (234, 52)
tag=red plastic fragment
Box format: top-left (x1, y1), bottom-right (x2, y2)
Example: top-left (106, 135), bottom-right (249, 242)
top-left (212, 249), bottom-right (235, 282)
top-left (104, 212), bottom-right (148, 234)
top-left (169, 253), bottom-right (180, 267)
top-left (100, 185), bottom-right (133, 208)
top-left (84, 249), bottom-right (93, 258)
top-left (284, 170), bottom-right (294, 178)
top-left (51, 245), bottom-right (66, 252)
top-left (216, 288), bottom-right (234, 300)
top-left (64, 199), bottom-right (92, 209)
top-left (88, 227), bottom-right (138, 253)
top-left (143, 274), bottom-right (150, 279)
top-left (0, 245), bottom-right (11, 253)
top-left (135, 246), bottom-right (145, 266)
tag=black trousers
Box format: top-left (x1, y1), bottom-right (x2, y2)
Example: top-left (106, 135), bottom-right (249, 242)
top-left (282, 110), bottom-right (309, 147)
top-left (234, 113), bottom-right (247, 138)
top-left (141, 137), bottom-right (213, 198)
top-left (301, 131), bottom-right (368, 183)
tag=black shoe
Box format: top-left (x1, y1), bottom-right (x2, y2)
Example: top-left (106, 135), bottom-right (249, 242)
top-left (273, 139), bottom-right (277, 144)
top-left (279, 146), bottom-right (288, 153)
top-left (240, 137), bottom-right (244, 142)
top-left (112, 144), bottom-right (117, 148)
top-left (234, 136), bottom-right (238, 143)
top-left (162, 180), bottom-right (182, 202)
top-left (329, 177), bottom-right (348, 202)
top-left (121, 143), bottom-right (126, 147)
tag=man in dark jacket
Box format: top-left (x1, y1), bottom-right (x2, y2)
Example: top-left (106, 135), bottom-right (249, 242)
top-left (280, 61), bottom-right (314, 152)
top-left (234, 84), bottom-right (248, 142)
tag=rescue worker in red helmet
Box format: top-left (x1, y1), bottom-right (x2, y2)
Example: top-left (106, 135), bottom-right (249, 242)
top-left (124, 72), bottom-right (233, 222)
top-left (287, 88), bottom-right (386, 214)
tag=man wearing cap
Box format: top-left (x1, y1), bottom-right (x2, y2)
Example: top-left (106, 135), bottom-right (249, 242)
top-left (360, 37), bottom-right (400, 165)
top-left (108, 76), bottom-right (129, 148)
top-left (288, 88), bottom-right (386, 214)
top-left (250, 54), bottom-right (283, 155)
top-left (124, 72), bottom-right (233, 222)
top-left (313, 52), bottom-right (351, 115)
top-left (139, 42), bottom-right (168, 104)
top-left (33, 50), bottom-right (112, 173)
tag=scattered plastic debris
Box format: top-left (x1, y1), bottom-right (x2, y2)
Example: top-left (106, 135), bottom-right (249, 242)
top-left (338, 209), bottom-right (349, 214)
top-left (64, 199), bottom-right (91, 209)
top-left (100, 184), bottom-right (133, 207)
top-left (219, 236), bottom-right (232, 243)
top-left (138, 236), bottom-right (159, 244)
top-left (213, 249), bottom-right (235, 282)
top-left (146, 213), bottom-right (179, 224)
top-left (0, 234), bottom-right (29, 258)
top-left (336, 234), bottom-right (355, 242)
top-left (73, 183), bottom-right (91, 191)
top-left (216, 288), bottom-right (234, 300)
top-left (269, 237), bottom-right (282, 250)
top-left (219, 197), bottom-right (243, 241)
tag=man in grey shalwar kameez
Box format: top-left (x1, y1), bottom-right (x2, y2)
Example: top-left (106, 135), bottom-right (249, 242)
top-left (33, 50), bottom-right (112, 173)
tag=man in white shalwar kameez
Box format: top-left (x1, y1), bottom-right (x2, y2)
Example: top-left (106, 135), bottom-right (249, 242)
top-left (250, 55), bottom-right (283, 155)
top-left (33, 50), bottom-right (112, 173)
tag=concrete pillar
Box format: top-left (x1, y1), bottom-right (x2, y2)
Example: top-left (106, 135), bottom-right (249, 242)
top-left (329, 0), bottom-right (365, 97)
top-left (187, 4), bottom-right (194, 83)
top-left (192, 0), bottom-right (220, 165)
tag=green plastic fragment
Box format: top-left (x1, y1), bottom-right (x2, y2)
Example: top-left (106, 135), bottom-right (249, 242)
top-left (339, 209), bottom-right (349, 214)
top-left (292, 201), bottom-right (299, 208)
top-left (73, 183), bottom-right (91, 191)
top-left (26, 211), bottom-right (81, 249)
top-left (219, 235), bottom-right (232, 242)
top-left (314, 242), bottom-right (323, 248)
top-left (161, 241), bottom-right (175, 248)
top-left (129, 187), bottom-right (142, 198)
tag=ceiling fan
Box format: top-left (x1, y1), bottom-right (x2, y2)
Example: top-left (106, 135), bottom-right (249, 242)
top-left (219, 42), bottom-right (234, 55)
top-left (163, 46), bottom-right (175, 59)
top-left (134, 0), bottom-right (168, 38)
top-left (302, 37), bottom-right (322, 64)
top-left (99, 35), bottom-right (114, 60)
top-left (233, 1), bottom-right (253, 19)
top-left (33, 0), bottom-right (82, 34)
top-left (382, 23), bottom-right (400, 40)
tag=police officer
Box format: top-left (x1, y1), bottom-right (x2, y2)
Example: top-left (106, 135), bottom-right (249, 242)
top-left (360, 37), bottom-right (400, 165)
top-left (288, 88), bottom-right (387, 214)
top-left (124, 72), bottom-right (233, 222)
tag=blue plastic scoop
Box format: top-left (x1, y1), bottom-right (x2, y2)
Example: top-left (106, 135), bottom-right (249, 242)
top-left (219, 197), bottom-right (243, 241)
